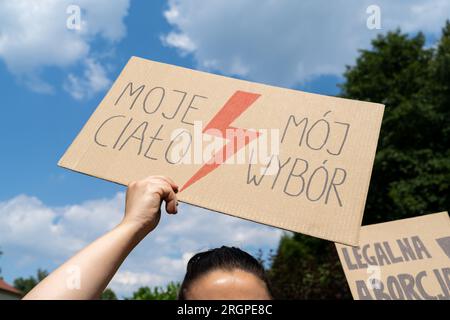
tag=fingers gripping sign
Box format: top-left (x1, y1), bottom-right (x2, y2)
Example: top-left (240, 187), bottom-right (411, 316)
top-left (123, 175), bottom-right (179, 234)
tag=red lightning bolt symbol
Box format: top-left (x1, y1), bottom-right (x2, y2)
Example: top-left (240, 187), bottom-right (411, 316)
top-left (180, 90), bottom-right (261, 191)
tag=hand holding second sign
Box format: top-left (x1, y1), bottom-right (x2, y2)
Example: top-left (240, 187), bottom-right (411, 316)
top-left (122, 176), bottom-right (179, 236)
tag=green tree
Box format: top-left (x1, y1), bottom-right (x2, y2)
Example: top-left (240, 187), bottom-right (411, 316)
top-left (268, 234), bottom-right (350, 299)
top-left (101, 288), bottom-right (118, 300)
top-left (268, 23), bottom-right (450, 299)
top-left (128, 282), bottom-right (180, 300)
top-left (13, 269), bottom-right (48, 294)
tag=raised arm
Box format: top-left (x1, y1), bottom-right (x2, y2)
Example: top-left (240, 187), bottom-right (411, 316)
top-left (24, 176), bottom-right (178, 300)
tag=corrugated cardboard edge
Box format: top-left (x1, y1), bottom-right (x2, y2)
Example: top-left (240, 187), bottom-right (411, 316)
top-left (352, 104), bottom-right (385, 246)
top-left (58, 56), bottom-right (386, 246)
top-left (129, 56), bottom-right (386, 108)
top-left (336, 211), bottom-right (450, 236)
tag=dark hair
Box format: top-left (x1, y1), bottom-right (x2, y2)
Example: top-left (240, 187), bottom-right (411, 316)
top-left (178, 246), bottom-right (271, 300)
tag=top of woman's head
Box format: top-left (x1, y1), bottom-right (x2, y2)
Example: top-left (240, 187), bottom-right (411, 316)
top-left (178, 246), bottom-right (272, 300)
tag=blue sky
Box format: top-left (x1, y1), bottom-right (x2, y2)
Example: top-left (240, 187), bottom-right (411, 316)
top-left (1, 0), bottom-right (449, 297)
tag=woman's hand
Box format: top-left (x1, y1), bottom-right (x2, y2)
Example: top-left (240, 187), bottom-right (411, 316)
top-left (122, 176), bottom-right (179, 235)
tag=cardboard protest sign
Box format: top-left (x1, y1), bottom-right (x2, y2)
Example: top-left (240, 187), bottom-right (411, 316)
top-left (58, 56), bottom-right (384, 245)
top-left (336, 212), bottom-right (450, 300)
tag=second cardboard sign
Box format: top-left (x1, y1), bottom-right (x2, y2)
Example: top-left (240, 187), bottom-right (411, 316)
top-left (336, 212), bottom-right (450, 299)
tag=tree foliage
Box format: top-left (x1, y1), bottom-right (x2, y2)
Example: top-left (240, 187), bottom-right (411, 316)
top-left (268, 22), bottom-right (450, 299)
top-left (13, 269), bottom-right (48, 294)
top-left (268, 233), bottom-right (350, 299)
top-left (101, 288), bottom-right (118, 300)
top-left (127, 282), bottom-right (180, 300)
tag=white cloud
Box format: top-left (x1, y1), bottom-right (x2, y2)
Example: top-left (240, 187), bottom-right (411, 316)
top-left (0, 192), bottom-right (282, 297)
top-left (162, 0), bottom-right (450, 87)
top-left (0, 193), bottom-right (124, 257)
top-left (64, 58), bottom-right (111, 100)
top-left (161, 32), bottom-right (196, 54)
top-left (0, 0), bottom-right (129, 97)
